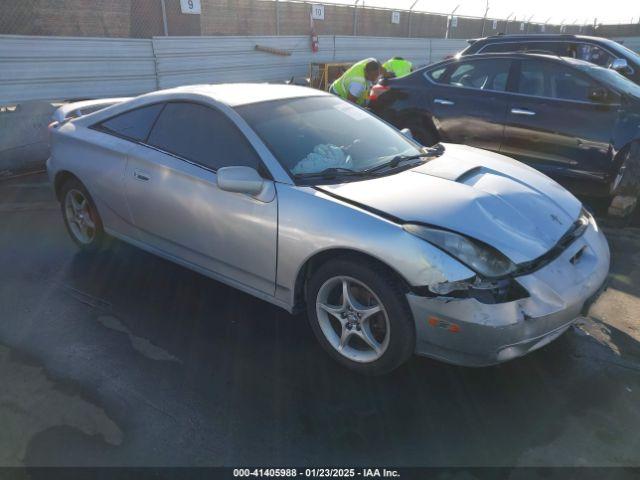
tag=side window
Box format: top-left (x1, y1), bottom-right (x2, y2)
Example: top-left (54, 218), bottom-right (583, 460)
top-left (523, 42), bottom-right (563, 55)
top-left (146, 102), bottom-right (259, 171)
top-left (427, 66), bottom-right (447, 82)
top-left (95, 104), bottom-right (164, 142)
top-left (576, 44), bottom-right (615, 67)
top-left (518, 60), bottom-right (601, 102)
top-left (480, 42), bottom-right (525, 53)
top-left (446, 59), bottom-right (511, 92)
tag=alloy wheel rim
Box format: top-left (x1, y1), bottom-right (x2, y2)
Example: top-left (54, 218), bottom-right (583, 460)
top-left (316, 276), bottom-right (390, 363)
top-left (64, 189), bottom-right (96, 244)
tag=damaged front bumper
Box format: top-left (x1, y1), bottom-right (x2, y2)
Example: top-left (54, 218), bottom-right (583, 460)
top-left (406, 218), bottom-right (610, 367)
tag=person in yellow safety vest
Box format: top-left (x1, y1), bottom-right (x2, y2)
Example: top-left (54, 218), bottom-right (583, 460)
top-left (383, 57), bottom-right (413, 78)
top-left (329, 58), bottom-right (382, 106)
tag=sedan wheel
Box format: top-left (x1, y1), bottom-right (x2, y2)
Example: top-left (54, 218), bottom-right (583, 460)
top-left (316, 276), bottom-right (390, 363)
top-left (64, 189), bottom-right (96, 245)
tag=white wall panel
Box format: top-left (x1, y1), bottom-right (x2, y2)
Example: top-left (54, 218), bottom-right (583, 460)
top-left (0, 34), bottom-right (468, 103)
top-left (0, 35), bottom-right (157, 104)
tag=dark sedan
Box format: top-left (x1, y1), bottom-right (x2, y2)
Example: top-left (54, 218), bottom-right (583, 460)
top-left (369, 53), bottom-right (640, 217)
top-left (459, 35), bottom-right (640, 85)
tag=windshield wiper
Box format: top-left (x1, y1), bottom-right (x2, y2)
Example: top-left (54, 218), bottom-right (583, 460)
top-left (293, 167), bottom-right (366, 179)
top-left (364, 145), bottom-right (445, 174)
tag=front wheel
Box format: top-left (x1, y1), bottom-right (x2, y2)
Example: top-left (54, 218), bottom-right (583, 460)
top-left (306, 258), bottom-right (415, 375)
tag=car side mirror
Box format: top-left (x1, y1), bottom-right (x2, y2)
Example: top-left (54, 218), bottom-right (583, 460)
top-left (400, 128), bottom-right (413, 139)
top-left (611, 58), bottom-right (631, 75)
top-left (217, 166), bottom-right (264, 195)
top-left (588, 87), bottom-right (608, 103)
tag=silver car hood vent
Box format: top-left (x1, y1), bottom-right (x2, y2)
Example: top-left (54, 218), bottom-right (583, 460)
top-left (315, 143), bottom-right (583, 264)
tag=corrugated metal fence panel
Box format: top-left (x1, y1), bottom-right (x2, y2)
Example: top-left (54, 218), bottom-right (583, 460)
top-left (429, 39), bottom-right (468, 62)
top-left (614, 37), bottom-right (640, 53)
top-left (153, 35), bottom-right (335, 89)
top-left (0, 35), bottom-right (469, 103)
top-left (0, 35), bottom-right (157, 103)
top-left (333, 36), bottom-right (430, 67)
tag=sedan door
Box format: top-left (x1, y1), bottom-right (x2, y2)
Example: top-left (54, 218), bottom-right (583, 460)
top-left (124, 102), bottom-right (278, 296)
top-left (500, 59), bottom-right (619, 186)
top-left (426, 58), bottom-right (513, 152)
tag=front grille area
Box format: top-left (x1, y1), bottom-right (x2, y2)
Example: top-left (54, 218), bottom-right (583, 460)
top-left (512, 209), bottom-right (590, 277)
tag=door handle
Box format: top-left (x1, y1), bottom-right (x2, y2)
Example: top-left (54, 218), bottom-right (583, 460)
top-left (133, 170), bottom-right (150, 182)
top-left (434, 98), bottom-right (455, 106)
top-left (510, 108), bottom-right (536, 116)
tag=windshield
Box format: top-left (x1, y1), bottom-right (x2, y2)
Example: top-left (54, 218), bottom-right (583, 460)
top-left (577, 63), bottom-right (640, 98)
top-left (603, 39), bottom-right (640, 66)
top-left (235, 96), bottom-right (425, 180)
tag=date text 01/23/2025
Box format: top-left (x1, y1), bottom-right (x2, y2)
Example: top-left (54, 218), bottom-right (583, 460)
top-left (233, 468), bottom-right (401, 478)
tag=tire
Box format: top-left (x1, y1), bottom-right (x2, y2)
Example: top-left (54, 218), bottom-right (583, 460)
top-left (306, 257), bottom-right (416, 375)
top-left (402, 117), bottom-right (438, 147)
top-left (608, 142), bottom-right (640, 218)
top-left (59, 177), bottom-right (109, 251)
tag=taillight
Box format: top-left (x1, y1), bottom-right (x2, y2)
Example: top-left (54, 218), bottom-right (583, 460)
top-left (369, 84), bottom-right (390, 102)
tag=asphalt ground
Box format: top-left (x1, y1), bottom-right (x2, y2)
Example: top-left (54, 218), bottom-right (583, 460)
top-left (1, 172), bottom-right (640, 469)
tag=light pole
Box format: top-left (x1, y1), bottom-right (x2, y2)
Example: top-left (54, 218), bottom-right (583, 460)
top-left (160, 0), bottom-right (169, 36)
top-left (445, 4), bottom-right (460, 39)
top-left (480, 0), bottom-right (490, 37)
top-left (408, 0), bottom-right (419, 38)
top-left (504, 12), bottom-right (514, 34)
top-left (525, 14), bottom-right (534, 33)
top-left (353, 0), bottom-right (360, 36)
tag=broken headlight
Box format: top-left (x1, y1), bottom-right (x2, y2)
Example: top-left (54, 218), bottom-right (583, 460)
top-left (403, 224), bottom-right (516, 279)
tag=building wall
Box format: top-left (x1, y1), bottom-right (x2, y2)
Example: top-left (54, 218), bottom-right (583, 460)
top-left (0, 0), bottom-right (131, 37)
top-left (0, 0), bottom-right (637, 39)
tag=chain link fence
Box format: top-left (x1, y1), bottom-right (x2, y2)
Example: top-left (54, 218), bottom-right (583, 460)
top-left (3, 0), bottom-right (639, 40)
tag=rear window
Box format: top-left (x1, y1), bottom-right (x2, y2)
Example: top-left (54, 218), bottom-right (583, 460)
top-left (95, 104), bottom-right (164, 142)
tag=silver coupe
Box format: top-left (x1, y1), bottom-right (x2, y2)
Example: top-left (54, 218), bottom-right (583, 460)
top-left (47, 84), bottom-right (610, 374)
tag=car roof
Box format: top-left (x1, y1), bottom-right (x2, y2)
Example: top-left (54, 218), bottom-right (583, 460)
top-left (137, 83), bottom-right (328, 107)
top-left (452, 52), bottom-right (596, 67)
top-left (474, 34), bottom-right (603, 43)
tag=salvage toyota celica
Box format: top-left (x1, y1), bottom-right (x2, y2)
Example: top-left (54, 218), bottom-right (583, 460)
top-left (47, 84), bottom-right (610, 374)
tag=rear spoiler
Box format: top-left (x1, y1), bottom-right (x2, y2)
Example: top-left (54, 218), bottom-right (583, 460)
top-left (52, 97), bottom-right (132, 123)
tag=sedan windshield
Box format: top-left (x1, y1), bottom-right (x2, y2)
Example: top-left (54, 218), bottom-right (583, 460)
top-left (235, 96), bottom-right (427, 180)
top-left (603, 39), bottom-right (640, 66)
top-left (577, 63), bottom-right (640, 99)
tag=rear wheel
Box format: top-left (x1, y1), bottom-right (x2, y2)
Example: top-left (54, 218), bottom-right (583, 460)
top-left (608, 142), bottom-right (640, 218)
top-left (60, 178), bottom-right (109, 251)
top-left (306, 258), bottom-right (415, 375)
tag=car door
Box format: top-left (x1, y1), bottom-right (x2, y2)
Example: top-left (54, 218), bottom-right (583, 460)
top-left (427, 58), bottom-right (512, 151)
top-left (500, 59), bottom-right (619, 184)
top-left (89, 103), bottom-right (165, 237)
top-left (124, 101), bottom-right (278, 296)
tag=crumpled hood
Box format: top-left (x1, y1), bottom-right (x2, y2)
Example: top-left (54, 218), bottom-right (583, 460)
top-left (317, 143), bottom-right (583, 264)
